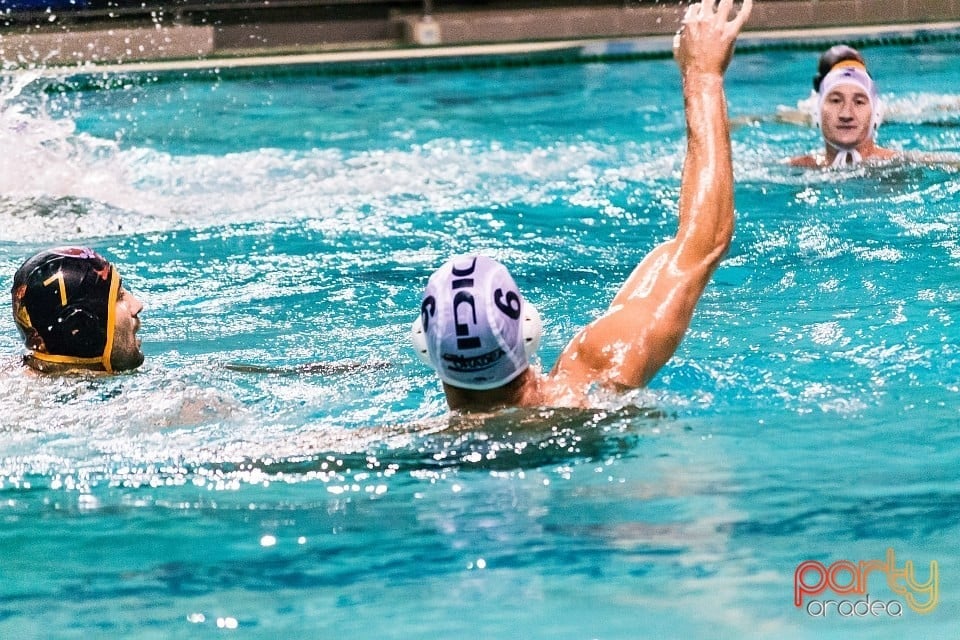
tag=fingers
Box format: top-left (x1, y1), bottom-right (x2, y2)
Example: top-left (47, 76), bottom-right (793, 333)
top-left (676, 3), bottom-right (695, 50)
top-left (732, 0), bottom-right (753, 29)
top-left (722, 0), bottom-right (752, 39)
top-left (715, 0), bottom-right (735, 19)
top-left (677, 0), bottom-right (749, 46)
top-left (687, 0), bottom-right (750, 26)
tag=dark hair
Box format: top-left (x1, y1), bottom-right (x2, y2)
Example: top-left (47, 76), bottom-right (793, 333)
top-left (813, 44), bottom-right (867, 91)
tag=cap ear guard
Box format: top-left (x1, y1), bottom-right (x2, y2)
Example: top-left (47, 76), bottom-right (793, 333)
top-left (411, 302), bottom-right (542, 369)
top-left (520, 302), bottom-right (541, 358)
top-left (871, 96), bottom-right (885, 137)
top-left (411, 315), bottom-right (431, 366)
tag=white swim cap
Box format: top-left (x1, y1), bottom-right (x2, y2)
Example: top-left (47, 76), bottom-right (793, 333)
top-left (816, 61), bottom-right (884, 166)
top-left (411, 255), bottom-right (541, 391)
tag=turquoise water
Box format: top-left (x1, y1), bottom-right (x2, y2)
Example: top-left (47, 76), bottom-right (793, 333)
top-left (1, 40), bottom-right (959, 638)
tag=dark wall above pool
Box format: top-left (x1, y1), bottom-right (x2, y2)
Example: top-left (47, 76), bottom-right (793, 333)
top-left (1, 0), bottom-right (959, 68)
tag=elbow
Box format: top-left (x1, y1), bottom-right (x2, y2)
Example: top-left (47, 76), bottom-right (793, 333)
top-left (719, 205), bottom-right (735, 246)
top-left (703, 240), bottom-right (730, 272)
top-left (676, 203), bottom-right (735, 271)
top-left (717, 227), bottom-right (733, 259)
top-left (709, 211), bottom-right (734, 265)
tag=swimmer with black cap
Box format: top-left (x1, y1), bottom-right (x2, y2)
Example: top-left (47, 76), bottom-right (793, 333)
top-left (11, 247), bottom-right (144, 374)
top-left (411, 0), bottom-right (752, 411)
top-left (789, 45), bottom-right (897, 168)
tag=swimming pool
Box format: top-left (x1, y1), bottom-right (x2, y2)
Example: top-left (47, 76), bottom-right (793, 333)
top-left (1, 37), bottom-right (958, 638)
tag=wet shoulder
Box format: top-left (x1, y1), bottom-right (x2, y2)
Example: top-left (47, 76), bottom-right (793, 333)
top-left (787, 154), bottom-right (822, 168)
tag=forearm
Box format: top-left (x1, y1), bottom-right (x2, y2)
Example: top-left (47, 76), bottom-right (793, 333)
top-left (676, 72), bottom-right (735, 266)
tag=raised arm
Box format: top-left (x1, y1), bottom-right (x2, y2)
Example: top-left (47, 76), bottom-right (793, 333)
top-left (552, 0), bottom-right (751, 389)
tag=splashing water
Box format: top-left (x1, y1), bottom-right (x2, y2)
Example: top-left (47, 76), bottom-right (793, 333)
top-left (1, 41), bottom-right (959, 639)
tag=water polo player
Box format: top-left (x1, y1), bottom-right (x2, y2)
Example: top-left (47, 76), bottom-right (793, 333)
top-left (411, 0), bottom-right (752, 410)
top-left (790, 47), bottom-right (897, 168)
top-left (11, 247), bottom-right (144, 373)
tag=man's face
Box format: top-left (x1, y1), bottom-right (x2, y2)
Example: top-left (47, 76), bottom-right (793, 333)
top-left (821, 83), bottom-right (873, 151)
top-left (110, 284), bottom-right (144, 371)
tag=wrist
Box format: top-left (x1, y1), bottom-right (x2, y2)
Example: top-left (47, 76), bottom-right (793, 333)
top-left (682, 72), bottom-right (726, 99)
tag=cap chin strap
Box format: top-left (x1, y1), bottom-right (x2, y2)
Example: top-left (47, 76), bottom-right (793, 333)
top-left (829, 145), bottom-right (863, 168)
top-left (816, 105), bottom-right (874, 168)
top-left (411, 302), bottom-right (542, 369)
top-left (29, 267), bottom-right (119, 373)
top-left (30, 352), bottom-right (110, 371)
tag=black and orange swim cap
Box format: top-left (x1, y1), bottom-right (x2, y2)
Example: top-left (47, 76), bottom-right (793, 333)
top-left (11, 247), bottom-right (121, 372)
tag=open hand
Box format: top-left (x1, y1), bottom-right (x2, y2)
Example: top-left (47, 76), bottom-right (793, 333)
top-left (673, 0), bottom-right (752, 76)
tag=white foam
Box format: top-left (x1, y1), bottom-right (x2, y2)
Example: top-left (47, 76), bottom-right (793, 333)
top-left (776, 91), bottom-right (960, 126)
top-left (1, 77), bottom-right (682, 242)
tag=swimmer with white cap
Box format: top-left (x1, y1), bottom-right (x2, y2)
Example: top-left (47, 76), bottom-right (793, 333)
top-left (412, 0), bottom-right (753, 411)
top-left (11, 247), bottom-right (144, 374)
top-left (789, 48), bottom-right (897, 168)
